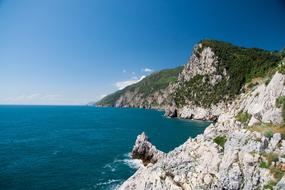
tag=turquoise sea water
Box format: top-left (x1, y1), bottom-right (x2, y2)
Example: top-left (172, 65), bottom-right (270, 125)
top-left (0, 106), bottom-right (209, 190)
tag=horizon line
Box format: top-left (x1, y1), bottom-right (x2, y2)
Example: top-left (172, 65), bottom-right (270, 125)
top-left (0, 104), bottom-right (86, 106)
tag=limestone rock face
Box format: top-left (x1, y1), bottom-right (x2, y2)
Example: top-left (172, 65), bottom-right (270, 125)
top-left (119, 72), bottom-right (285, 190)
top-left (179, 45), bottom-right (219, 82)
top-left (239, 72), bottom-right (285, 125)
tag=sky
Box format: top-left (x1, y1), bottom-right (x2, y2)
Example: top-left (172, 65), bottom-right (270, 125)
top-left (0, 0), bottom-right (285, 105)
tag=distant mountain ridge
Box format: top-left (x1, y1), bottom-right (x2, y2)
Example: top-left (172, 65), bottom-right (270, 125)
top-left (96, 66), bottom-right (183, 109)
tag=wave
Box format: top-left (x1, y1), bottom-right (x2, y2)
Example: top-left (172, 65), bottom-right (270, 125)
top-left (103, 153), bottom-right (143, 172)
top-left (120, 152), bottom-right (143, 169)
top-left (98, 153), bottom-right (143, 189)
top-left (94, 179), bottom-right (122, 190)
top-left (95, 179), bottom-right (121, 186)
top-left (122, 157), bottom-right (142, 169)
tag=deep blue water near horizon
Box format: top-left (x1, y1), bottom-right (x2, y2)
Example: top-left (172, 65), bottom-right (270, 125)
top-left (0, 105), bottom-right (210, 190)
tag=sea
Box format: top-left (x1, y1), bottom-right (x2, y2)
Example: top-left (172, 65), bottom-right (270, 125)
top-left (0, 105), bottom-right (210, 190)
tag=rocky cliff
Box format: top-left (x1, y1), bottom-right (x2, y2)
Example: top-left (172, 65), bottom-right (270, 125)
top-left (119, 71), bottom-right (285, 190)
top-left (96, 40), bottom-right (281, 121)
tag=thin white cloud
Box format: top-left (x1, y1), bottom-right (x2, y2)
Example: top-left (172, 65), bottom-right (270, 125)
top-left (115, 76), bottom-right (146, 90)
top-left (142, 68), bottom-right (153, 73)
top-left (122, 69), bottom-right (127, 73)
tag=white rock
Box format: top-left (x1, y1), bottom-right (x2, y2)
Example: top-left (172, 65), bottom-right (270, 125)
top-left (268, 133), bottom-right (282, 151)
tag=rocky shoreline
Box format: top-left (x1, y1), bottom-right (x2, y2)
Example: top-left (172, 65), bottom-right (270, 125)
top-left (118, 72), bottom-right (285, 190)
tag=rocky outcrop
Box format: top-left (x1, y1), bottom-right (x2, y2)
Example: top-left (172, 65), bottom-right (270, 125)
top-left (131, 132), bottom-right (164, 166)
top-left (119, 72), bottom-right (285, 190)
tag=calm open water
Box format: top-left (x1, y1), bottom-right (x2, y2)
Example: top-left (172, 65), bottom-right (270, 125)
top-left (0, 106), bottom-right (209, 190)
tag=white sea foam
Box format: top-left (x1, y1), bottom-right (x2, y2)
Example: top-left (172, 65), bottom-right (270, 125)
top-left (94, 179), bottom-right (122, 190)
top-left (103, 152), bottom-right (143, 173)
top-left (98, 153), bottom-right (143, 189)
top-left (122, 158), bottom-right (143, 169)
top-left (121, 152), bottom-right (143, 169)
top-left (103, 162), bottom-right (116, 172)
top-left (95, 179), bottom-right (121, 186)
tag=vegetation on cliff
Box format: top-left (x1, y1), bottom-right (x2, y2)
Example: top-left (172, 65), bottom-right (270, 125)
top-left (174, 40), bottom-right (282, 107)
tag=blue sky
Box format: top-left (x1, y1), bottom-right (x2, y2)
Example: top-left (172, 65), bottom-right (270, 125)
top-left (0, 0), bottom-right (285, 105)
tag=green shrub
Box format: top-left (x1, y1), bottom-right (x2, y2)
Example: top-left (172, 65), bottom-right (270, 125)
top-left (213, 135), bottom-right (227, 149)
top-left (259, 161), bottom-right (270, 168)
top-left (264, 130), bottom-right (274, 139)
top-left (236, 111), bottom-right (252, 124)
